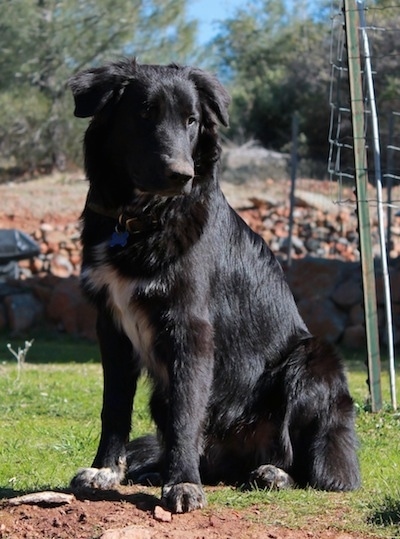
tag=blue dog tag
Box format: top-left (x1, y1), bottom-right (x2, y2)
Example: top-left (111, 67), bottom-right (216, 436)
top-left (110, 230), bottom-right (129, 247)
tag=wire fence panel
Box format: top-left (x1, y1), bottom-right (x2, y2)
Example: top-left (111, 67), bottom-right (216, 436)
top-left (329, 0), bottom-right (399, 409)
top-left (329, 0), bottom-right (400, 214)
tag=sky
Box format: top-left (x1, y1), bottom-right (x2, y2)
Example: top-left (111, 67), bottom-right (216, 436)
top-left (187, 0), bottom-right (246, 44)
top-left (187, 1), bottom-right (323, 45)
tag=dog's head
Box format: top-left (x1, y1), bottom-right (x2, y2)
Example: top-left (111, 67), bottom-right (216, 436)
top-left (69, 58), bottom-right (230, 206)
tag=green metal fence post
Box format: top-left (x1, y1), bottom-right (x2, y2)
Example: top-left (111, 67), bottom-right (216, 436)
top-left (344, 0), bottom-right (382, 411)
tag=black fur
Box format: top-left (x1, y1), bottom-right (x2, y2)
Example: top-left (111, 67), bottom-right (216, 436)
top-left (68, 58), bottom-right (360, 513)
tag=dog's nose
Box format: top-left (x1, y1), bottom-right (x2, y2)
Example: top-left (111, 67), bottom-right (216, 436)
top-left (166, 160), bottom-right (194, 185)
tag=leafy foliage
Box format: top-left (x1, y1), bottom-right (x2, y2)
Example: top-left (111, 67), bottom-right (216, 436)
top-left (3, 0), bottom-right (400, 179)
top-left (0, 0), bottom-right (196, 178)
top-left (213, 0), bottom-right (400, 171)
top-left (213, 0), bottom-right (333, 163)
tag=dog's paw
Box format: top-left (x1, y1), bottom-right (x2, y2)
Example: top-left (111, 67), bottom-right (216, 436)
top-left (246, 465), bottom-right (295, 490)
top-left (70, 467), bottom-right (123, 491)
top-left (162, 483), bottom-right (207, 513)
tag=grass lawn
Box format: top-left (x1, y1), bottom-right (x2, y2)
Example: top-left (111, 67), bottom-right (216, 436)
top-left (0, 332), bottom-right (399, 537)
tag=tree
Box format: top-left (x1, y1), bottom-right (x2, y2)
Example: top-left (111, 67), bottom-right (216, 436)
top-left (367, 0), bottom-right (400, 181)
top-left (0, 0), bottom-right (196, 177)
top-left (212, 0), bottom-right (335, 166)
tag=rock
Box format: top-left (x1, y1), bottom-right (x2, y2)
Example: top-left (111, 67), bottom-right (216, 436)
top-left (340, 324), bottom-right (367, 350)
top-left (30, 281), bottom-right (53, 305)
top-left (331, 278), bottom-right (363, 309)
top-left (76, 300), bottom-right (98, 341)
top-left (348, 303), bottom-right (365, 326)
top-left (40, 223), bottom-right (54, 233)
top-left (69, 250), bottom-right (81, 267)
top-left (30, 256), bottom-right (45, 273)
top-left (43, 229), bottom-right (69, 252)
top-left (294, 190), bottom-right (338, 212)
top-left (280, 236), bottom-right (306, 255)
top-left (49, 253), bottom-right (74, 278)
top-left (4, 292), bottom-right (44, 333)
top-left (286, 258), bottom-right (346, 302)
top-left (304, 238), bottom-right (326, 256)
top-left (47, 277), bottom-right (96, 338)
top-left (153, 505), bottom-right (172, 522)
top-left (272, 220), bottom-right (288, 238)
top-left (100, 526), bottom-right (152, 539)
top-left (297, 297), bottom-right (347, 343)
top-left (249, 195), bottom-right (279, 208)
top-left (240, 209), bottom-right (264, 233)
top-left (221, 143), bottom-right (290, 183)
top-left (33, 229), bottom-right (42, 241)
top-left (312, 226), bottom-right (331, 241)
top-left (39, 241), bottom-right (49, 254)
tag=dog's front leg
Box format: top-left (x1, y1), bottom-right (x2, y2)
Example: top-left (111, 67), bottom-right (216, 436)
top-left (71, 309), bottom-right (139, 491)
top-left (161, 319), bottom-right (213, 513)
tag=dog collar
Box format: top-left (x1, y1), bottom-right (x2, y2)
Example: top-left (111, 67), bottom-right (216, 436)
top-left (86, 201), bottom-right (122, 220)
top-left (86, 200), bottom-right (160, 246)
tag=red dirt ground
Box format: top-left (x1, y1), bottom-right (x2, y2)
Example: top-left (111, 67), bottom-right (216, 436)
top-left (0, 173), bottom-right (87, 231)
top-left (0, 485), bottom-right (379, 539)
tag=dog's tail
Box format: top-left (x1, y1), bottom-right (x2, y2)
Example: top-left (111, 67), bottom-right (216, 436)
top-left (126, 434), bottom-right (164, 486)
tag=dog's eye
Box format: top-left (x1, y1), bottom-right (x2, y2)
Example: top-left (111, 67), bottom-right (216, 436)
top-left (140, 103), bottom-right (155, 120)
top-left (140, 108), bottom-right (151, 119)
top-left (187, 116), bottom-right (197, 126)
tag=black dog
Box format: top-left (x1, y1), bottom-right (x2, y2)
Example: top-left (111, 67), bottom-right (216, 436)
top-left (68, 58), bottom-right (360, 513)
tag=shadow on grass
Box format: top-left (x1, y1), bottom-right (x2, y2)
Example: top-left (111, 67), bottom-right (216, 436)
top-left (0, 487), bottom-right (23, 499)
top-left (367, 496), bottom-right (400, 527)
top-left (0, 330), bottom-right (100, 364)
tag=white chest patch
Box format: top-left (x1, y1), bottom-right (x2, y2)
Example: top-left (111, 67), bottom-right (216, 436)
top-left (82, 243), bottom-right (167, 382)
top-left (107, 273), bottom-right (154, 361)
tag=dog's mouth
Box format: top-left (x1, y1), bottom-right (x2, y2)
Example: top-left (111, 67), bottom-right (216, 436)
top-left (177, 177), bottom-right (193, 195)
top-left (129, 157), bottom-right (195, 198)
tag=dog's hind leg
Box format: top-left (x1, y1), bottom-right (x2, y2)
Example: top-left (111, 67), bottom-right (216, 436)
top-left (302, 393), bottom-right (360, 491)
top-left (71, 310), bottom-right (140, 491)
top-left (126, 434), bottom-right (164, 486)
top-left (287, 339), bottom-right (360, 492)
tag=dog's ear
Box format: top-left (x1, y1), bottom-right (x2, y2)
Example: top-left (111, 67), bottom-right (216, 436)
top-left (188, 68), bottom-right (231, 127)
top-left (68, 59), bottom-right (137, 118)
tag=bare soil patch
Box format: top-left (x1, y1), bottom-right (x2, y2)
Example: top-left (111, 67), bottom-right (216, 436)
top-left (1, 173), bottom-right (87, 231)
top-left (0, 173), bottom-right (342, 232)
top-left (0, 485), bottom-right (377, 539)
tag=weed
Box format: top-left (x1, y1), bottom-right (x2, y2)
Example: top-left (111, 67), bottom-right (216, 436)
top-left (6, 339), bottom-right (34, 380)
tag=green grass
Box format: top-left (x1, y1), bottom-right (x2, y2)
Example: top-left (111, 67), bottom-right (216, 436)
top-left (0, 333), bottom-right (400, 537)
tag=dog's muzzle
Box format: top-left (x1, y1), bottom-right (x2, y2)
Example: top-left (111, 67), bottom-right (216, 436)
top-left (165, 159), bottom-right (194, 195)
